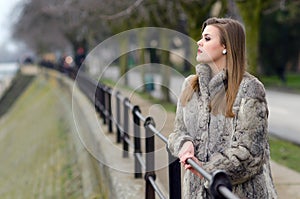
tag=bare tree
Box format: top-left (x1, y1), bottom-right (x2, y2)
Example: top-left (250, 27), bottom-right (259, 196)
top-left (12, 0), bottom-right (69, 54)
top-left (12, 0), bottom-right (113, 55)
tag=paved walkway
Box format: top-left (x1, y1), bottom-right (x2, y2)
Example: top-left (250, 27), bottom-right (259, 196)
top-left (271, 161), bottom-right (300, 198)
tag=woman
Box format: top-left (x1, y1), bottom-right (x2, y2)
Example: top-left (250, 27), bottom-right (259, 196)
top-left (168, 17), bottom-right (277, 198)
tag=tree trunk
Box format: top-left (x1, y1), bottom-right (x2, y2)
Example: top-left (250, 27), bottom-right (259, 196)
top-left (137, 29), bottom-right (147, 92)
top-left (236, 0), bottom-right (262, 76)
top-left (160, 31), bottom-right (171, 102)
top-left (119, 37), bottom-right (128, 85)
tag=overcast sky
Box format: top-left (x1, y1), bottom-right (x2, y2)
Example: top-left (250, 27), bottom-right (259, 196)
top-left (0, 0), bottom-right (23, 53)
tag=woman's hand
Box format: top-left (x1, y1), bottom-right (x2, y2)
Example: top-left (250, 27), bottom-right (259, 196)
top-left (178, 141), bottom-right (195, 169)
top-left (188, 156), bottom-right (204, 178)
top-left (178, 141), bottom-right (203, 179)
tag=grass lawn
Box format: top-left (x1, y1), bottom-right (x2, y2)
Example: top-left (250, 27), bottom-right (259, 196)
top-left (260, 73), bottom-right (300, 93)
top-left (269, 136), bottom-right (300, 173)
top-left (0, 74), bottom-right (83, 198)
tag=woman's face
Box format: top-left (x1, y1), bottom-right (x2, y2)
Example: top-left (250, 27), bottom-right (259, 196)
top-left (196, 25), bottom-right (226, 69)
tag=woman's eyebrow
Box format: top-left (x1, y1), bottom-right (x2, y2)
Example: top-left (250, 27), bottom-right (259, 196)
top-left (202, 33), bottom-right (212, 37)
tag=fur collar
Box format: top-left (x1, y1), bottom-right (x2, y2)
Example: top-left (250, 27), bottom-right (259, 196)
top-left (195, 64), bottom-right (227, 98)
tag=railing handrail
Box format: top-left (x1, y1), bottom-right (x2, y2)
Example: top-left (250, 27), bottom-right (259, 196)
top-left (70, 69), bottom-right (239, 199)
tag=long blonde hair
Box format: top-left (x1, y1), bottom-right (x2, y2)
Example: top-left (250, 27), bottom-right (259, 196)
top-left (180, 75), bottom-right (199, 106)
top-left (181, 18), bottom-right (246, 117)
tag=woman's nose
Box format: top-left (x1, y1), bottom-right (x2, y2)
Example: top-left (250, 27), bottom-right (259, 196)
top-left (197, 39), bottom-right (203, 46)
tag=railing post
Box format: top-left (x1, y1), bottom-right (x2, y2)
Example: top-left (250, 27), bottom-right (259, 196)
top-left (103, 86), bottom-right (109, 125)
top-left (95, 84), bottom-right (100, 114)
top-left (123, 97), bottom-right (130, 158)
top-left (100, 85), bottom-right (106, 124)
top-left (167, 147), bottom-right (181, 199)
top-left (144, 117), bottom-right (156, 199)
top-left (115, 91), bottom-right (122, 143)
top-left (106, 87), bottom-right (113, 133)
top-left (132, 105), bottom-right (142, 178)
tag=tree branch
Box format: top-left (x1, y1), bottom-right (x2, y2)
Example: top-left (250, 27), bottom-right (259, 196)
top-left (99, 0), bottom-right (144, 20)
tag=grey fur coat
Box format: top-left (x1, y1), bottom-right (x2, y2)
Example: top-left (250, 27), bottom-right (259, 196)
top-left (168, 64), bottom-right (277, 199)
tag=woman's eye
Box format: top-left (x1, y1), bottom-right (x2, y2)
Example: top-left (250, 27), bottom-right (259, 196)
top-left (205, 37), bottom-right (210, 41)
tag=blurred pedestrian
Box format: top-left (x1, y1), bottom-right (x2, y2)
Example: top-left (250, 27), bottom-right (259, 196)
top-left (74, 47), bottom-right (86, 69)
top-left (168, 17), bottom-right (277, 198)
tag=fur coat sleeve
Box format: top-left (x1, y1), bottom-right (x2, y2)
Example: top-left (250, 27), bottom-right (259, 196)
top-left (168, 75), bottom-right (195, 156)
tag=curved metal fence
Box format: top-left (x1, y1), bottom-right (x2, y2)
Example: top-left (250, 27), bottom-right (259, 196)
top-left (70, 69), bottom-right (239, 199)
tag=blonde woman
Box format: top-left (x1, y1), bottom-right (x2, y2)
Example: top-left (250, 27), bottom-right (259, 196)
top-left (168, 17), bottom-right (277, 198)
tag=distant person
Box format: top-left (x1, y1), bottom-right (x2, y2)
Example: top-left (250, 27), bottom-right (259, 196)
top-left (168, 17), bottom-right (277, 198)
top-left (74, 47), bottom-right (86, 69)
top-left (23, 56), bottom-right (33, 64)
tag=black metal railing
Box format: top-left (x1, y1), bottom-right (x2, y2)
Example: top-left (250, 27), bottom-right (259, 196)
top-left (72, 70), bottom-right (239, 199)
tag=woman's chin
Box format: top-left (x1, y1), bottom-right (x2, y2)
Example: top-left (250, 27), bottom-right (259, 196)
top-left (196, 56), bottom-right (202, 63)
top-left (196, 58), bottom-right (207, 64)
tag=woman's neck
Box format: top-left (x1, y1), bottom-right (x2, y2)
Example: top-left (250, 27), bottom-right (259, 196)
top-left (208, 57), bottom-right (226, 77)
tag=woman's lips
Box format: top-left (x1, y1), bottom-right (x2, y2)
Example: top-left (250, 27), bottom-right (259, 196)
top-left (198, 49), bottom-right (202, 53)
